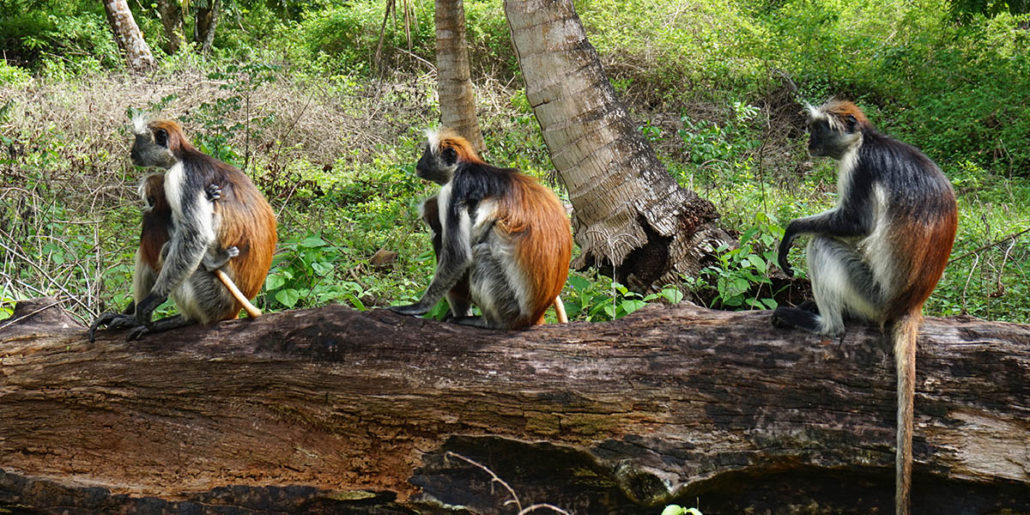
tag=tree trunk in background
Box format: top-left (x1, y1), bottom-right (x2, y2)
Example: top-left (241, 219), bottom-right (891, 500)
top-left (2, 298), bottom-right (1029, 513)
top-left (156, 0), bottom-right (184, 55)
top-left (194, 0), bottom-right (220, 54)
top-left (504, 0), bottom-right (733, 292)
top-left (102, 0), bottom-right (156, 71)
top-left (434, 0), bottom-right (485, 152)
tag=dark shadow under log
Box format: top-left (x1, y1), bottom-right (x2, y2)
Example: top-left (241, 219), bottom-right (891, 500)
top-left (1, 298), bottom-right (1028, 514)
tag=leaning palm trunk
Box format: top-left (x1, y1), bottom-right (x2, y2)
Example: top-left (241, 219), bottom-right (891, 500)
top-left (102, 0), bottom-right (156, 71)
top-left (503, 0), bottom-right (732, 291)
top-left (435, 0), bottom-right (485, 152)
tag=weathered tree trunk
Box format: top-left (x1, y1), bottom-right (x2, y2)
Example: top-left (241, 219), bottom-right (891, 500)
top-left (102, 0), bottom-right (156, 71)
top-left (156, 0), bottom-right (184, 55)
top-left (503, 0), bottom-right (734, 293)
top-left (194, 0), bottom-right (220, 54)
top-left (435, 0), bottom-right (485, 153)
top-left (1, 298), bottom-right (1028, 514)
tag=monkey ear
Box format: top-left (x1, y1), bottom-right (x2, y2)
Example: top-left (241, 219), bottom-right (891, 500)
top-left (442, 146), bottom-right (458, 166)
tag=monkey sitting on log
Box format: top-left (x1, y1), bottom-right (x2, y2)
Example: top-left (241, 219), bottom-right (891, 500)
top-left (89, 116), bottom-right (276, 341)
top-left (773, 100), bottom-right (957, 515)
top-left (390, 128), bottom-right (571, 329)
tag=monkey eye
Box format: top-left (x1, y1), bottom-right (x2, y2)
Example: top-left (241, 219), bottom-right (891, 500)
top-left (154, 129), bottom-right (169, 147)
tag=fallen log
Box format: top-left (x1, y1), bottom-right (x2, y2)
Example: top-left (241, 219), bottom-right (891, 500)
top-left (1, 298), bottom-right (1028, 514)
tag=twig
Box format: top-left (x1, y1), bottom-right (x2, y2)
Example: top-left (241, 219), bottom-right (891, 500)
top-left (444, 451), bottom-right (522, 511)
top-left (0, 239), bottom-right (92, 314)
top-left (443, 452), bottom-right (571, 514)
top-left (948, 228), bottom-right (1028, 264)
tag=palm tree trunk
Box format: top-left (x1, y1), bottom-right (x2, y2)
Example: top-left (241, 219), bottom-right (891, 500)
top-left (503, 0), bottom-right (732, 292)
top-left (195, 0), bottom-right (220, 54)
top-left (434, 0), bottom-right (485, 152)
top-left (102, 0), bottom-right (156, 71)
top-left (156, 0), bottom-right (184, 55)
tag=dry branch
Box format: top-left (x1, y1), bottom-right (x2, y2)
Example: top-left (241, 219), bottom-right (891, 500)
top-left (1, 298), bottom-right (1028, 513)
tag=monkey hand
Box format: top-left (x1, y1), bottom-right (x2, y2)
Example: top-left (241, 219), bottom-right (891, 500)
top-left (388, 302), bottom-right (432, 317)
top-left (205, 183), bottom-right (223, 202)
top-left (777, 235), bottom-right (796, 278)
top-left (88, 311), bottom-right (142, 342)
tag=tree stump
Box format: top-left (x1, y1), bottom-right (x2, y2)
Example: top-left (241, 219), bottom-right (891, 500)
top-left (1, 298), bottom-right (1028, 513)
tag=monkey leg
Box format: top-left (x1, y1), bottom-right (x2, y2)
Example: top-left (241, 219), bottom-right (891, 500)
top-left (467, 245), bottom-right (523, 330)
top-left (773, 236), bottom-right (882, 336)
top-left (444, 273), bottom-right (474, 320)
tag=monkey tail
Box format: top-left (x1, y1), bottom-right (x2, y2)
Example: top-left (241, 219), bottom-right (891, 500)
top-left (553, 296), bottom-right (568, 324)
top-left (214, 269), bottom-right (263, 319)
top-left (892, 312), bottom-right (920, 515)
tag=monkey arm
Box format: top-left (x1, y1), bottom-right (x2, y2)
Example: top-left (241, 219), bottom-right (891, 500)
top-left (136, 191), bottom-right (217, 324)
top-left (391, 202), bottom-right (473, 316)
top-left (778, 205), bottom-right (872, 277)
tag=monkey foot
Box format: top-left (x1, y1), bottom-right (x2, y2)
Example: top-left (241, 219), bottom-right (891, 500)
top-left (771, 306), bottom-right (821, 332)
top-left (388, 303), bottom-right (431, 317)
top-left (88, 312), bottom-right (148, 342)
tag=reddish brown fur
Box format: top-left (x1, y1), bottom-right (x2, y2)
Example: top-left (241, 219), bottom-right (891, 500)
top-left (500, 173), bottom-right (572, 327)
top-left (435, 130), bottom-right (486, 165)
top-left (139, 173), bottom-right (170, 272)
top-left (887, 206), bottom-right (958, 322)
top-left (820, 100), bottom-right (871, 127)
top-left (147, 120), bottom-right (277, 320)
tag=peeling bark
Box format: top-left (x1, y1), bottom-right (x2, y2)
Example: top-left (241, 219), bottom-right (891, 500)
top-left (503, 0), bottom-right (734, 292)
top-left (1, 298), bottom-right (1028, 513)
top-left (102, 0), bottom-right (156, 71)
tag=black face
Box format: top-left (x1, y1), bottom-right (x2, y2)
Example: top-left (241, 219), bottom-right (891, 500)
top-left (130, 130), bottom-right (177, 169)
top-left (807, 116), bottom-right (859, 160)
top-left (415, 143), bottom-right (457, 185)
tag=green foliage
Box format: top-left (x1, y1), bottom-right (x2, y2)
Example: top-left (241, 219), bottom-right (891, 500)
top-left (563, 271), bottom-right (683, 322)
top-left (1, 0), bottom-right (1027, 329)
top-left (687, 214), bottom-right (783, 310)
top-left (0, 61), bottom-right (31, 85)
top-left (661, 506), bottom-right (703, 515)
top-left (181, 63), bottom-right (280, 167)
top-left (288, 0), bottom-right (435, 76)
top-left (263, 233), bottom-right (369, 310)
top-left (0, 4), bottom-right (121, 74)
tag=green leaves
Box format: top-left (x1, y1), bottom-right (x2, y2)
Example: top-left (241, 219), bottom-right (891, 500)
top-left (562, 271), bottom-right (685, 322)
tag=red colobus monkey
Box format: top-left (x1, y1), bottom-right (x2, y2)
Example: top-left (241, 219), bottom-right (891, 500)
top-left (773, 100), bottom-right (957, 514)
top-left (391, 129), bottom-right (572, 329)
top-left (89, 116), bottom-right (277, 341)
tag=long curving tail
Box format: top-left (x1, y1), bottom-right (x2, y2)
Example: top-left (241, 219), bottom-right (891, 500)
top-left (893, 312), bottom-right (920, 515)
top-left (214, 269), bottom-right (263, 318)
top-left (553, 296), bottom-right (568, 324)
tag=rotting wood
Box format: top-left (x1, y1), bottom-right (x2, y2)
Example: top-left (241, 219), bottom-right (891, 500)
top-left (1, 298), bottom-right (1028, 513)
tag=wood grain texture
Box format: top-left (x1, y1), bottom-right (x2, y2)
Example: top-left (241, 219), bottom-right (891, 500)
top-left (1, 298), bottom-right (1027, 513)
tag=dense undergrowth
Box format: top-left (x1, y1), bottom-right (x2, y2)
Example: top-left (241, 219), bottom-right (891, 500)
top-left (1, 0), bottom-right (1027, 326)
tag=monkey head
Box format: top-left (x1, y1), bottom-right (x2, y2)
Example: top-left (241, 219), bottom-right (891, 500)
top-left (130, 114), bottom-right (183, 169)
top-left (416, 128), bottom-right (483, 185)
top-left (806, 100), bottom-right (868, 160)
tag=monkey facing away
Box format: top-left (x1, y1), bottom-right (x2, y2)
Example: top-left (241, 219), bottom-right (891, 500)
top-left (89, 116), bottom-right (277, 341)
top-left (772, 100), bottom-right (957, 514)
top-left (390, 128), bottom-right (572, 329)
